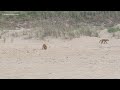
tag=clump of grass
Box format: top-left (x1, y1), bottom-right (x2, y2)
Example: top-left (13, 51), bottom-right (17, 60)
top-left (108, 27), bottom-right (120, 33)
top-left (3, 37), bottom-right (6, 43)
top-left (35, 23), bottom-right (100, 40)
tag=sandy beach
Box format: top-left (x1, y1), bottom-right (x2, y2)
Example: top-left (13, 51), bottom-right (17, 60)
top-left (0, 36), bottom-right (119, 79)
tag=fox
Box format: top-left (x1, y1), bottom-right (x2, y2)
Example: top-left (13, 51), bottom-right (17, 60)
top-left (99, 39), bottom-right (109, 44)
top-left (42, 44), bottom-right (47, 50)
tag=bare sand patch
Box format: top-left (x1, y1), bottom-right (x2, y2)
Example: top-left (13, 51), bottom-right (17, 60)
top-left (0, 37), bottom-right (120, 79)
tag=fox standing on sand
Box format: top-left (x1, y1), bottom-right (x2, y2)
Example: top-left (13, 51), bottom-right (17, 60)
top-left (42, 44), bottom-right (47, 50)
top-left (99, 39), bottom-right (109, 44)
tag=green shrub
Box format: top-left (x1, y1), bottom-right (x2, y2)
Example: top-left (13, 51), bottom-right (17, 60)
top-left (108, 28), bottom-right (120, 33)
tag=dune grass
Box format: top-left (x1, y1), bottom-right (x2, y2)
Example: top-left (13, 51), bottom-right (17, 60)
top-left (108, 27), bottom-right (120, 33)
top-left (0, 11), bottom-right (120, 40)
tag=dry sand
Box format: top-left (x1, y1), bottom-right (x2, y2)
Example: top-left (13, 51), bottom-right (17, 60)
top-left (0, 36), bottom-right (120, 79)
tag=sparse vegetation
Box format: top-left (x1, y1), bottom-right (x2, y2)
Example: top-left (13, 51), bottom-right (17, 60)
top-left (1, 11), bottom-right (120, 40)
top-left (3, 37), bottom-right (6, 43)
top-left (108, 28), bottom-right (120, 33)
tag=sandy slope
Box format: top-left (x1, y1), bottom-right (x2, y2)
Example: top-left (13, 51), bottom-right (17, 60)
top-left (0, 37), bottom-right (120, 79)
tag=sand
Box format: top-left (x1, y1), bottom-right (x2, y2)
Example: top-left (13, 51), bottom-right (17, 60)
top-left (0, 36), bottom-right (120, 79)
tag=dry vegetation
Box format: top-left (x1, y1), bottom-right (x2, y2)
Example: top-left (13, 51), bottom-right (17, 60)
top-left (0, 11), bottom-right (120, 41)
